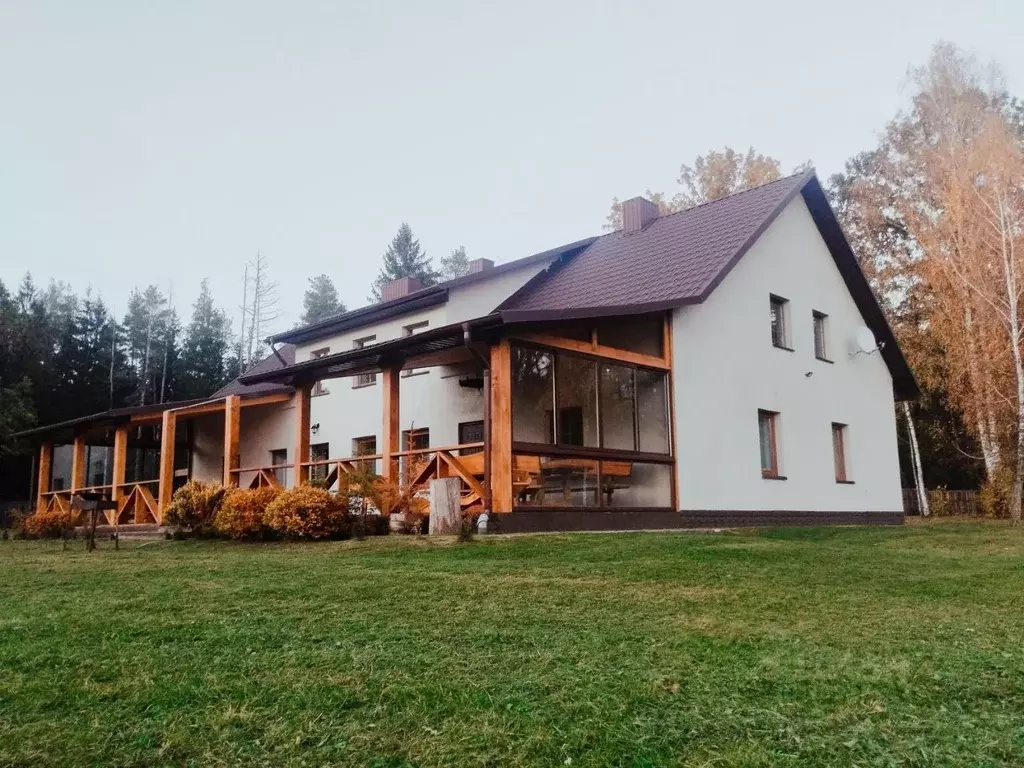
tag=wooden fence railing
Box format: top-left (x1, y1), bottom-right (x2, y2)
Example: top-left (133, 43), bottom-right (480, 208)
top-left (903, 489), bottom-right (980, 516)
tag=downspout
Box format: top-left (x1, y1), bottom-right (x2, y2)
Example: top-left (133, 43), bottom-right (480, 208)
top-left (464, 324), bottom-right (491, 516)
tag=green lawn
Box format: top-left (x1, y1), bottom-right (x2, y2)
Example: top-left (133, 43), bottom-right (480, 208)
top-left (1, 522), bottom-right (1023, 767)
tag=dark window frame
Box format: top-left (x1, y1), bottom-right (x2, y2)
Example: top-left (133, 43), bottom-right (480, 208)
top-left (758, 410), bottom-right (782, 479)
top-left (310, 347), bottom-right (331, 395)
top-left (832, 422), bottom-right (851, 483)
top-left (813, 311), bottom-right (831, 362)
top-left (352, 335), bottom-right (378, 388)
top-left (510, 340), bottom-right (673, 460)
top-left (770, 295), bottom-right (792, 351)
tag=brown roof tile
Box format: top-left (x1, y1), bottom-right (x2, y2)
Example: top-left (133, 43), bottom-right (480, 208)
top-left (501, 171), bottom-right (810, 317)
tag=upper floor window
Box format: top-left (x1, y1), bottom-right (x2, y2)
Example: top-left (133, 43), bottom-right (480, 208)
top-left (770, 295), bottom-right (790, 350)
top-left (832, 423), bottom-right (850, 482)
top-left (402, 321), bottom-right (430, 377)
top-left (758, 409), bottom-right (781, 479)
top-left (353, 335), bottom-right (377, 387)
top-left (813, 311), bottom-right (830, 361)
top-left (310, 347), bottom-right (330, 395)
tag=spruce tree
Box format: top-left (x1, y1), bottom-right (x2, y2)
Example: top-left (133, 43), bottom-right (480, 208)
top-left (370, 223), bottom-right (439, 301)
top-left (300, 274), bottom-right (345, 325)
top-left (177, 279), bottom-right (232, 399)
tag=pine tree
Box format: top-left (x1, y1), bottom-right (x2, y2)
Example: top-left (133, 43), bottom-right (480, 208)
top-left (439, 246), bottom-right (470, 280)
top-left (300, 274), bottom-right (345, 325)
top-left (177, 279), bottom-right (233, 399)
top-left (370, 223), bottom-right (439, 301)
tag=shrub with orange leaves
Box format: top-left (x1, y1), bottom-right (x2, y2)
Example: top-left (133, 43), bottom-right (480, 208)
top-left (215, 486), bottom-right (281, 539)
top-left (263, 485), bottom-right (350, 540)
top-left (22, 508), bottom-right (77, 539)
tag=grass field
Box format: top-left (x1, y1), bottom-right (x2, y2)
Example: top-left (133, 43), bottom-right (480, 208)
top-left (1, 521), bottom-right (1023, 767)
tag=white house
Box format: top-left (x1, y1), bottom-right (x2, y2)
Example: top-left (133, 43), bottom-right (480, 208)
top-left (26, 170), bottom-right (915, 531)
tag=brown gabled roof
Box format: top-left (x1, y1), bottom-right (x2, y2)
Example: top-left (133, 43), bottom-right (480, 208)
top-left (268, 238), bottom-right (596, 346)
top-left (500, 171), bottom-right (812, 318)
top-left (213, 344), bottom-right (296, 398)
top-left (499, 171), bottom-right (917, 400)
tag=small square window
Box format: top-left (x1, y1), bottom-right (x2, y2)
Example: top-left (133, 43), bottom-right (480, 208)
top-left (770, 296), bottom-right (790, 349)
top-left (832, 423), bottom-right (850, 482)
top-left (813, 312), bottom-right (829, 361)
top-left (758, 410), bottom-right (780, 478)
top-left (310, 348), bottom-right (331, 395)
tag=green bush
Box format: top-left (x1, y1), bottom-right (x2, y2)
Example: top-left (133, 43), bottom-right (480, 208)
top-left (264, 486), bottom-right (350, 540)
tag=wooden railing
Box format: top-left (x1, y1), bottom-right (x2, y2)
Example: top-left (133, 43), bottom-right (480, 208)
top-left (394, 443), bottom-right (486, 513)
top-left (40, 481), bottom-right (161, 525)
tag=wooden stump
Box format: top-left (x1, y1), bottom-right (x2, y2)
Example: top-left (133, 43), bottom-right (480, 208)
top-left (429, 478), bottom-right (462, 535)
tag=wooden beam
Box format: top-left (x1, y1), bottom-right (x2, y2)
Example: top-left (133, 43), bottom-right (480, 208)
top-left (239, 392), bottom-right (292, 408)
top-left (36, 442), bottom-right (52, 513)
top-left (381, 366), bottom-right (401, 483)
top-left (157, 410), bottom-right (176, 523)
top-left (489, 339), bottom-right (513, 513)
top-left (510, 331), bottom-right (670, 370)
top-left (223, 394), bottom-right (240, 487)
top-left (112, 426), bottom-right (128, 519)
top-left (294, 384), bottom-right (311, 487)
top-left (71, 433), bottom-right (87, 493)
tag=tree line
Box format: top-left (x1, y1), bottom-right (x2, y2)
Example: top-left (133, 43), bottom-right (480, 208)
top-left (0, 229), bottom-right (472, 454)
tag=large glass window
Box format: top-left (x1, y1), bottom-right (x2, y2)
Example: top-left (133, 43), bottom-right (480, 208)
top-left (512, 344), bottom-right (670, 456)
top-left (600, 363), bottom-right (636, 451)
top-left (513, 455), bottom-right (672, 509)
top-left (556, 354), bottom-right (598, 448)
top-left (513, 455), bottom-right (601, 507)
top-left (602, 462), bottom-right (672, 508)
top-left (512, 347), bottom-right (555, 444)
top-left (636, 369), bottom-right (669, 454)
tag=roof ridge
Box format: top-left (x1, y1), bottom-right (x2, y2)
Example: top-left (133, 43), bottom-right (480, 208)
top-left (642, 168), bottom-right (816, 224)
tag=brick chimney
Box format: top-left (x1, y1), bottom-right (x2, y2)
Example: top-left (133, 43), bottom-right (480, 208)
top-left (382, 276), bottom-right (424, 302)
top-left (468, 258), bottom-right (494, 274)
top-left (622, 197), bottom-right (659, 234)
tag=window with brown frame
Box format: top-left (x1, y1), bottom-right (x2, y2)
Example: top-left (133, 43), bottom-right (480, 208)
top-left (813, 311), bottom-right (829, 361)
top-left (758, 410), bottom-right (781, 478)
top-left (832, 423), bottom-right (850, 482)
top-left (402, 321), bottom-right (430, 377)
top-left (270, 448), bottom-right (288, 487)
top-left (310, 348), bottom-right (331, 395)
top-left (352, 435), bottom-right (377, 473)
top-left (352, 335), bottom-right (377, 387)
top-left (770, 295), bottom-right (790, 349)
top-left (310, 442), bottom-right (329, 482)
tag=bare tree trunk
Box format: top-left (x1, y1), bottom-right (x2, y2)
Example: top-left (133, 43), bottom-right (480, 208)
top-left (996, 196), bottom-right (1024, 524)
top-left (964, 305), bottom-right (1000, 476)
top-left (140, 308), bottom-right (153, 406)
top-left (903, 402), bottom-right (930, 516)
top-left (238, 263), bottom-right (248, 376)
top-left (109, 322), bottom-right (116, 409)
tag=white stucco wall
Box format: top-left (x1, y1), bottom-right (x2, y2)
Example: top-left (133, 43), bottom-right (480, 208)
top-left (671, 196), bottom-right (903, 512)
top-left (190, 399), bottom-right (297, 486)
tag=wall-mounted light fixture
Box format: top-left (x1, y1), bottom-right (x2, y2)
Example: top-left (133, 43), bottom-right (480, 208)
top-left (311, 423), bottom-right (320, 435)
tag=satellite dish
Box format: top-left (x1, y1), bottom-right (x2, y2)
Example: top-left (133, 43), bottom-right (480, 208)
top-left (854, 327), bottom-right (878, 355)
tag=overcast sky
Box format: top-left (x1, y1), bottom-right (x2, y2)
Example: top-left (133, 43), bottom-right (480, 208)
top-left (2, 1), bottom-right (1022, 331)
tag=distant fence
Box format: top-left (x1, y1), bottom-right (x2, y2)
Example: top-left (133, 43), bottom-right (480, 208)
top-left (903, 489), bottom-right (980, 517)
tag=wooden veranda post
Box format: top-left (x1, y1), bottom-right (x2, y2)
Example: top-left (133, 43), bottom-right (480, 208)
top-left (36, 442), bottom-right (53, 513)
top-left (294, 384), bottom-right (311, 487)
top-left (381, 365), bottom-right (401, 483)
top-left (111, 426), bottom-right (128, 523)
top-left (157, 410), bottom-right (176, 523)
top-left (71, 432), bottom-right (87, 494)
top-left (224, 394), bottom-right (240, 487)
top-left (489, 339), bottom-right (513, 513)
